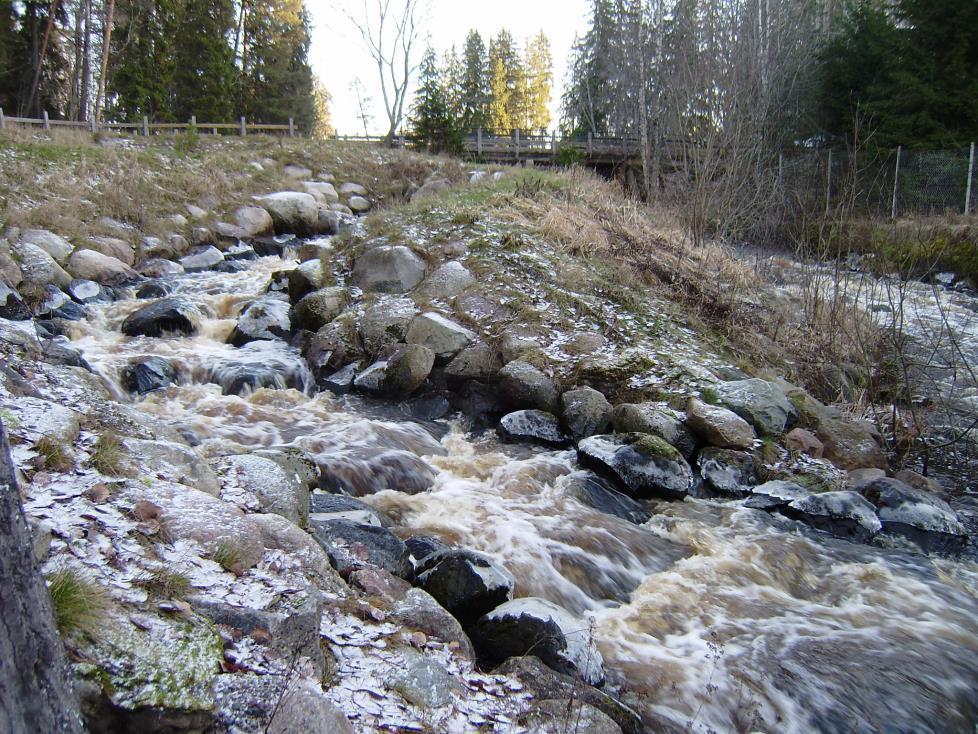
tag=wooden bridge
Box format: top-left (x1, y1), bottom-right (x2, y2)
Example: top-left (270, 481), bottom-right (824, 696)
top-left (463, 129), bottom-right (645, 166)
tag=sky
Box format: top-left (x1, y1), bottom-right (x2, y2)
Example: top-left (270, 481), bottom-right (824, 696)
top-left (307, 0), bottom-right (592, 135)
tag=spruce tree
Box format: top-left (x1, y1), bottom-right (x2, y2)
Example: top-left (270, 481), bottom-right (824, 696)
top-left (441, 44), bottom-right (464, 123)
top-left (409, 46), bottom-right (459, 153)
top-left (460, 29), bottom-right (488, 130)
top-left (109, 0), bottom-right (177, 121)
top-left (0, 1), bottom-right (26, 113)
top-left (525, 31), bottom-right (552, 132)
top-left (488, 29), bottom-right (522, 133)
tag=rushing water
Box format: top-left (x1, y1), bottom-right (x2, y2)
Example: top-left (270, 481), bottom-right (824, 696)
top-left (66, 252), bottom-right (978, 733)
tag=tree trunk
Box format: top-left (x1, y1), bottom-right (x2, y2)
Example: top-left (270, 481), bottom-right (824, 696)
top-left (93, 0), bottom-right (114, 126)
top-left (80, 0), bottom-right (91, 121)
top-left (0, 419), bottom-right (82, 734)
top-left (27, 0), bottom-right (60, 119)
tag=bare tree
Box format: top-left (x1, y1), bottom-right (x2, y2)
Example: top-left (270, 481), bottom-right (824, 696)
top-left (341, 0), bottom-right (427, 144)
top-left (349, 77), bottom-right (375, 137)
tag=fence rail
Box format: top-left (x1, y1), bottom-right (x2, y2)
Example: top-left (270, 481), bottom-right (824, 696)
top-left (0, 109), bottom-right (296, 136)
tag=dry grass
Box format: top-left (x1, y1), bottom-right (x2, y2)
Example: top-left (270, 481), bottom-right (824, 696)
top-left (91, 430), bottom-right (126, 476)
top-left (46, 565), bottom-right (109, 635)
top-left (35, 435), bottom-right (73, 472)
top-left (136, 566), bottom-right (192, 599)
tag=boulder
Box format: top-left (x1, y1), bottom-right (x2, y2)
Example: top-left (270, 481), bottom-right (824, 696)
top-left (218, 454), bottom-right (309, 526)
top-left (415, 549), bottom-right (515, 624)
top-left (234, 206), bottom-right (274, 237)
top-left (697, 448), bottom-right (758, 498)
top-left (292, 287), bottom-right (348, 332)
top-left (301, 181), bottom-right (339, 202)
top-left (67, 279), bottom-right (113, 305)
top-left (286, 259), bottom-right (328, 303)
top-left (303, 317), bottom-right (362, 379)
top-left (520, 700), bottom-right (623, 734)
top-left (339, 182), bottom-right (367, 197)
top-left (684, 397), bottom-right (755, 450)
top-left (348, 195), bottom-right (371, 213)
top-left (87, 236), bottom-right (135, 266)
top-left (817, 417), bottom-right (887, 470)
top-left (743, 479), bottom-right (810, 510)
top-left (138, 258), bottom-right (184, 278)
top-left (351, 246), bottom-right (426, 293)
top-left (561, 387), bottom-right (613, 441)
top-left (318, 448), bottom-right (436, 497)
top-left (141, 234), bottom-right (187, 260)
top-left (561, 472), bottom-right (651, 524)
top-left (472, 598), bottom-right (605, 686)
top-left (179, 245), bottom-right (225, 272)
top-left (0, 238), bottom-right (23, 286)
top-left (283, 164), bottom-right (313, 179)
top-left (577, 433), bottom-right (693, 500)
top-left (496, 656), bottom-right (643, 734)
top-left (406, 312), bottom-right (475, 362)
top-left (383, 343), bottom-right (435, 397)
top-left (310, 492), bottom-right (385, 527)
top-left (716, 378), bottom-right (796, 436)
top-left (0, 282), bottom-right (30, 320)
top-left (785, 427), bottom-right (824, 458)
top-left (352, 361), bottom-right (388, 394)
top-left (404, 535), bottom-right (450, 563)
top-left (359, 297), bottom-right (418, 355)
top-left (316, 208), bottom-right (340, 235)
top-left (66, 248), bottom-right (139, 286)
top-left (498, 410), bottom-right (569, 448)
top-left (612, 402), bottom-right (696, 457)
top-left (122, 438), bottom-right (220, 496)
top-left (309, 518), bottom-right (412, 579)
top-left (418, 261), bottom-right (475, 298)
top-left (320, 363), bottom-right (359, 394)
top-left (121, 356), bottom-right (177, 394)
top-left (859, 478), bottom-right (967, 553)
top-left (20, 229), bottom-right (73, 263)
top-left (498, 360), bottom-right (559, 413)
top-left (204, 347), bottom-right (309, 395)
top-left (121, 298), bottom-right (201, 337)
top-left (12, 241), bottom-right (73, 288)
top-left (228, 296), bottom-right (291, 346)
top-left (267, 681), bottom-right (353, 734)
top-left (255, 192), bottom-right (320, 236)
top-left (410, 178), bottom-right (451, 202)
top-left (34, 285), bottom-right (84, 320)
top-left (390, 588), bottom-right (476, 660)
top-left (499, 332), bottom-right (541, 363)
top-left (785, 491), bottom-right (881, 543)
top-left (444, 343), bottom-right (498, 383)
top-left (390, 649), bottom-right (461, 708)
top-left (135, 280), bottom-right (172, 299)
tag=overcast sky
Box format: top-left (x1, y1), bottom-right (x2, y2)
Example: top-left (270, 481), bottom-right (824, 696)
top-left (307, 0), bottom-right (591, 135)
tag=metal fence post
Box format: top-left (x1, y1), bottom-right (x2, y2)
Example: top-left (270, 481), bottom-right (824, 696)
top-left (288, 117), bottom-right (294, 137)
top-left (42, 110), bottom-right (50, 130)
top-left (891, 145), bottom-right (902, 219)
top-left (966, 142), bottom-right (975, 215)
top-left (142, 115), bottom-right (149, 136)
top-left (825, 149), bottom-right (832, 216)
top-left (240, 116), bottom-right (246, 136)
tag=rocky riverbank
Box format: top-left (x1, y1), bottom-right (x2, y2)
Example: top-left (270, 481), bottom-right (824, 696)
top-left (1, 134), bottom-right (977, 733)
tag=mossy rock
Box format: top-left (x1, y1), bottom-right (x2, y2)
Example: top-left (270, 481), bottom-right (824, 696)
top-left (630, 433), bottom-right (683, 464)
top-left (574, 349), bottom-right (657, 397)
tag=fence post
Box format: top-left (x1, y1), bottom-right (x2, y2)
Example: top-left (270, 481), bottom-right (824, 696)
top-left (190, 115), bottom-right (196, 130)
top-left (142, 115), bottom-right (149, 136)
top-left (239, 116), bottom-right (246, 136)
top-left (288, 117), bottom-right (294, 137)
top-left (42, 110), bottom-right (50, 130)
top-left (587, 131), bottom-right (593, 157)
top-left (552, 130), bottom-right (557, 157)
top-left (477, 126), bottom-right (482, 157)
top-left (891, 145), bottom-right (902, 219)
top-left (825, 149), bottom-right (832, 216)
top-left (0, 107), bottom-right (4, 130)
top-left (90, 117), bottom-right (96, 133)
top-left (515, 128), bottom-right (520, 163)
top-left (966, 142), bottom-right (975, 215)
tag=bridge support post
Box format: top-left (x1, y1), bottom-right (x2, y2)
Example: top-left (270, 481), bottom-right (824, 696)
top-left (42, 110), bottom-right (49, 130)
top-left (289, 117), bottom-right (295, 137)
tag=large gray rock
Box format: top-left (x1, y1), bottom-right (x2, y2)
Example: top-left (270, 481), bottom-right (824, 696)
top-left (67, 279), bottom-right (113, 305)
top-left (498, 410), bottom-right (569, 448)
top-left (716, 378), bottom-right (797, 436)
top-left (359, 297), bottom-right (418, 355)
top-left (561, 387), bottom-right (612, 441)
top-left (410, 178), bottom-right (451, 202)
top-left (292, 287), bottom-right (348, 332)
top-left (418, 261), bottom-right (475, 298)
top-left (121, 298), bottom-right (201, 337)
top-left (406, 312), bottom-right (475, 362)
top-left (121, 357), bottom-right (177, 394)
top-left (87, 236), bottom-right (135, 266)
top-left (309, 518), bottom-right (412, 578)
top-left (577, 433), bottom-right (693, 500)
top-left (390, 588), bottom-right (476, 659)
top-left (391, 649), bottom-right (461, 708)
top-left (234, 206), bottom-right (274, 237)
top-left (348, 195), bottom-right (371, 213)
top-left (122, 438), bottom-right (220, 496)
top-left (318, 447), bottom-right (437, 497)
top-left (339, 182), bottom-right (367, 197)
top-left (685, 397), bottom-right (755, 450)
top-left (12, 240), bottom-right (72, 288)
top-left (785, 490), bottom-right (881, 543)
top-left (0, 282), bottom-right (30, 320)
top-left (351, 246), bottom-right (426, 293)
top-left (0, 238), bottom-right (23, 286)
top-left (383, 343), bottom-right (435, 397)
top-left (301, 181), bottom-right (339, 202)
top-left (561, 472), bottom-right (651, 524)
top-left (218, 454), bottom-right (310, 526)
top-left (416, 549), bottom-right (515, 624)
top-left (286, 259), bottom-right (328, 302)
top-left (179, 245), bottom-right (224, 272)
top-left (498, 360), bottom-right (559, 413)
top-left (743, 479), bottom-right (810, 510)
top-left (67, 248), bottom-right (138, 285)
top-left (444, 343), bottom-right (499, 382)
top-left (859, 478), bottom-right (966, 552)
top-left (472, 598), bottom-right (605, 686)
top-left (612, 402), bottom-right (696, 457)
top-left (521, 699), bottom-right (623, 734)
top-left (228, 296), bottom-right (291, 346)
top-left (20, 229), bottom-right (73, 263)
top-left (817, 417), bottom-right (888, 470)
top-left (697, 447), bottom-right (757, 497)
top-left (255, 192), bottom-right (320, 236)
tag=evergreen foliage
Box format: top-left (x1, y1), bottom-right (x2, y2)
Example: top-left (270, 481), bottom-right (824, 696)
top-left (408, 46), bottom-right (461, 154)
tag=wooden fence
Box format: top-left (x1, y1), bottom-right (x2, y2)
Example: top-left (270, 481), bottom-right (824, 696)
top-left (0, 109), bottom-right (296, 136)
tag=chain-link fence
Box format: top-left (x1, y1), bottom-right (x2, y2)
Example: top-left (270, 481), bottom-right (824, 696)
top-left (780, 144), bottom-right (977, 220)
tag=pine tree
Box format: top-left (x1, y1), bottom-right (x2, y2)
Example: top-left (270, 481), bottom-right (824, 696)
top-left (171, 0), bottom-right (237, 121)
top-left (109, 0), bottom-right (177, 121)
top-left (460, 29), bottom-right (488, 130)
top-left (0, 1), bottom-right (26, 114)
top-left (441, 44), bottom-right (464, 122)
top-left (488, 29), bottom-right (524, 133)
top-left (409, 46), bottom-right (459, 153)
top-left (525, 31), bottom-right (552, 132)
